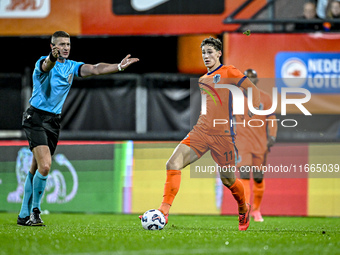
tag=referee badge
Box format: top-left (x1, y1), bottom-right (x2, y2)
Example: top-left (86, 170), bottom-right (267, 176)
top-left (68, 73), bottom-right (74, 84)
top-left (213, 74), bottom-right (221, 84)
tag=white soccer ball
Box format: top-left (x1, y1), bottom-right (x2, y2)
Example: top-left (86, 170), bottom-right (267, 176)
top-left (141, 209), bottom-right (166, 230)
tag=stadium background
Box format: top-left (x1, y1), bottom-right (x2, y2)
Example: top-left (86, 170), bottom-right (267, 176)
top-left (0, 0), bottom-right (339, 217)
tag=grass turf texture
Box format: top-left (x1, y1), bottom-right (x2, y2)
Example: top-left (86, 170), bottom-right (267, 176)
top-left (0, 213), bottom-right (339, 255)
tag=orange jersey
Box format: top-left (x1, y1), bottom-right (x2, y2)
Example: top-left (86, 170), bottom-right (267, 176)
top-left (195, 64), bottom-right (246, 136)
top-left (235, 89), bottom-right (275, 154)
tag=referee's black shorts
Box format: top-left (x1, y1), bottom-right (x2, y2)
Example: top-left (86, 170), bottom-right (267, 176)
top-left (22, 106), bottom-right (61, 155)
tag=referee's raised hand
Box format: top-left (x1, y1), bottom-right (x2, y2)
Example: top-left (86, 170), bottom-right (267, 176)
top-left (51, 45), bottom-right (60, 59)
top-left (119, 54), bottom-right (140, 70)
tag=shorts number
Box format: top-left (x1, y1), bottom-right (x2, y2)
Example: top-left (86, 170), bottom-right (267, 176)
top-left (224, 151), bottom-right (233, 162)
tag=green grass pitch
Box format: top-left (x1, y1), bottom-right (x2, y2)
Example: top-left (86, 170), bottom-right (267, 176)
top-left (0, 213), bottom-right (339, 255)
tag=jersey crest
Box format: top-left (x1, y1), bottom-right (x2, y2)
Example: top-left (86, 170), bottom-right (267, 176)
top-left (213, 74), bottom-right (221, 84)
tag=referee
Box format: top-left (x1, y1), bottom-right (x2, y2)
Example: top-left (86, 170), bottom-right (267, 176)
top-left (17, 31), bottom-right (139, 226)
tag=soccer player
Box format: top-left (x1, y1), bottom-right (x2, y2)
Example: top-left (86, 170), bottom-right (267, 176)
top-left (236, 69), bottom-right (277, 222)
top-left (17, 31), bottom-right (139, 226)
top-left (156, 37), bottom-right (260, 231)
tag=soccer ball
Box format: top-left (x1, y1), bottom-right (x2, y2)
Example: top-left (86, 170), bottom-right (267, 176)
top-left (141, 209), bottom-right (166, 230)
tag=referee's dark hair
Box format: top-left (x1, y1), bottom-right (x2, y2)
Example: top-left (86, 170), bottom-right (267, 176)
top-left (51, 31), bottom-right (70, 43)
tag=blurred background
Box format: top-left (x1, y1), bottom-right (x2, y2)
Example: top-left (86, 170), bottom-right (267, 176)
top-left (0, 0), bottom-right (339, 217)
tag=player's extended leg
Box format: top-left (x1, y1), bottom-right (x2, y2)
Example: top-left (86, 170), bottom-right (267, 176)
top-left (30, 145), bottom-right (51, 226)
top-left (17, 157), bottom-right (37, 226)
top-left (158, 143), bottom-right (199, 217)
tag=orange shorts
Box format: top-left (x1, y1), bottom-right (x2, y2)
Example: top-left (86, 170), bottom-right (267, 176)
top-left (236, 150), bottom-right (267, 168)
top-left (181, 129), bottom-right (236, 167)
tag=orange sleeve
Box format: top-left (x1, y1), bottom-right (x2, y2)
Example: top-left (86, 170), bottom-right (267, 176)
top-left (227, 65), bottom-right (245, 80)
top-left (227, 65), bottom-right (260, 109)
top-left (240, 78), bottom-right (261, 109)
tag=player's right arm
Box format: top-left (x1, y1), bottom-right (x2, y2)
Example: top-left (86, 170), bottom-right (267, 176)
top-left (236, 77), bottom-right (260, 118)
top-left (264, 92), bottom-right (277, 149)
top-left (267, 114), bottom-right (277, 149)
top-left (41, 45), bottom-right (60, 72)
top-left (227, 66), bottom-right (260, 117)
top-left (239, 78), bottom-right (260, 111)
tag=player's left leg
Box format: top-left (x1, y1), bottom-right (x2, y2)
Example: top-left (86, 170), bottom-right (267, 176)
top-left (252, 168), bottom-right (264, 221)
top-left (251, 153), bottom-right (266, 222)
top-left (17, 157), bottom-right (37, 226)
top-left (219, 173), bottom-right (251, 231)
top-left (211, 136), bottom-right (250, 231)
top-left (237, 152), bottom-right (253, 204)
top-left (30, 145), bottom-right (52, 226)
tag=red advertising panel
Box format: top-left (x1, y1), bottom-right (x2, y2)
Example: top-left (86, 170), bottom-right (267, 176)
top-left (223, 33), bottom-right (340, 114)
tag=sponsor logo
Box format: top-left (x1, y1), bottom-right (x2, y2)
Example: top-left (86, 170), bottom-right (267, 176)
top-left (0, 0), bottom-right (50, 18)
top-left (281, 58), bottom-right (307, 88)
top-left (113, 0), bottom-right (224, 15)
top-left (131, 0), bottom-right (169, 11)
top-left (276, 52), bottom-right (340, 93)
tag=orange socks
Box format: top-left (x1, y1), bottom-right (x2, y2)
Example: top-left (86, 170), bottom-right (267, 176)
top-left (253, 180), bottom-right (265, 211)
top-left (228, 178), bottom-right (246, 213)
top-left (238, 179), bottom-right (265, 211)
top-left (239, 179), bottom-right (251, 204)
top-left (158, 169), bottom-right (181, 215)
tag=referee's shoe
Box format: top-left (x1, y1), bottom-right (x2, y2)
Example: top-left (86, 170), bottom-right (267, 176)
top-left (17, 215), bottom-right (32, 226)
top-left (30, 208), bottom-right (45, 226)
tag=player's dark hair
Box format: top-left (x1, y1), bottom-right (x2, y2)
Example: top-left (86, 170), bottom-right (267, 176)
top-left (201, 37), bottom-right (222, 51)
top-left (51, 31), bottom-right (70, 43)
